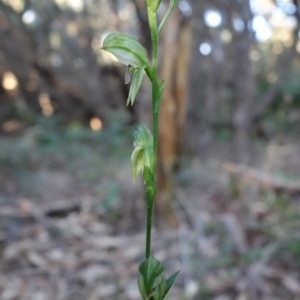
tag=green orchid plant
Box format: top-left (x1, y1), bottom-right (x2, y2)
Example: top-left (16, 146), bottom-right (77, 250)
top-left (102, 0), bottom-right (179, 299)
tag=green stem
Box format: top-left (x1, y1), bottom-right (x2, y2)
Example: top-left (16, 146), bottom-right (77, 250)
top-left (148, 8), bottom-right (160, 179)
top-left (144, 7), bottom-right (161, 259)
top-left (145, 66), bottom-right (154, 83)
top-left (145, 189), bottom-right (154, 258)
top-left (158, 1), bottom-right (176, 35)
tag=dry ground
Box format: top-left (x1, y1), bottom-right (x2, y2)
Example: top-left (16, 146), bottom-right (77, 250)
top-left (0, 124), bottom-right (300, 300)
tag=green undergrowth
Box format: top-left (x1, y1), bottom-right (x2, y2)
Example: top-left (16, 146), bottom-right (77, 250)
top-left (0, 116), bottom-right (133, 203)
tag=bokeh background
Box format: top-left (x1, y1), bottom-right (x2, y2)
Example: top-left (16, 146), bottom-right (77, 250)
top-left (1, 0), bottom-right (300, 299)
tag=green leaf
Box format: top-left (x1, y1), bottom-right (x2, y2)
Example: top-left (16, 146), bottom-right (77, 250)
top-left (133, 124), bottom-right (153, 148)
top-left (131, 146), bottom-right (144, 180)
top-left (127, 68), bottom-right (144, 106)
top-left (162, 271), bottom-right (180, 299)
top-left (102, 32), bottom-right (149, 68)
top-left (139, 256), bottom-right (164, 296)
top-left (138, 273), bottom-right (148, 300)
top-left (153, 274), bottom-right (166, 300)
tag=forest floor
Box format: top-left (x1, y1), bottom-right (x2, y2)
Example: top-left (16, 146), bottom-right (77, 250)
top-left (0, 119), bottom-right (300, 300)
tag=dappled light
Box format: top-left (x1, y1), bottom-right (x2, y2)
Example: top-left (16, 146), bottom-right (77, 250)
top-left (66, 22), bottom-right (79, 38)
top-left (251, 0), bottom-right (275, 14)
top-left (2, 71), bottom-right (18, 91)
top-left (2, 119), bottom-right (22, 132)
top-left (250, 49), bottom-right (262, 61)
top-left (204, 9), bottom-right (222, 28)
top-left (253, 15), bottom-right (272, 42)
top-left (270, 8), bottom-right (298, 30)
top-left (232, 16), bottom-right (245, 32)
top-left (296, 41), bottom-right (300, 53)
top-left (49, 32), bottom-right (61, 49)
top-left (178, 0), bottom-right (192, 17)
top-left (283, 2), bottom-right (297, 14)
top-left (3, 0), bottom-right (24, 12)
top-left (90, 117), bottom-right (103, 131)
top-left (38, 93), bottom-right (54, 116)
top-left (91, 38), bottom-right (102, 51)
top-left (277, 0), bottom-right (297, 14)
top-left (54, 0), bottom-right (84, 12)
top-left (199, 42), bottom-right (212, 55)
top-left (272, 42), bottom-right (283, 54)
top-left (49, 53), bottom-right (63, 67)
top-left (220, 29), bottom-right (232, 44)
top-left (67, 0), bottom-right (84, 12)
top-left (118, 8), bottom-right (130, 21)
top-left (22, 10), bottom-right (36, 25)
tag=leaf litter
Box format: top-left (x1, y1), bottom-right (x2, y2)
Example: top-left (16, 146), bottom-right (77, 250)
top-left (1, 134), bottom-right (300, 300)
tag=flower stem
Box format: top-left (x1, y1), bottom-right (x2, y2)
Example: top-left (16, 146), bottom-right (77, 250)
top-left (158, 1), bottom-right (176, 35)
top-left (145, 189), bottom-right (154, 258)
top-left (144, 7), bottom-right (162, 259)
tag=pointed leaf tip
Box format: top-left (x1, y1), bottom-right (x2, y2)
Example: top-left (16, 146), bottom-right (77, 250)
top-left (163, 270), bottom-right (180, 299)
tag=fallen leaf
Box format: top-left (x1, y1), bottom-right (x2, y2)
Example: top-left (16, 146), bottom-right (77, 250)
top-left (1, 277), bottom-right (23, 300)
top-left (27, 251), bottom-right (48, 269)
top-left (282, 275), bottom-right (300, 295)
top-left (78, 265), bottom-right (112, 285)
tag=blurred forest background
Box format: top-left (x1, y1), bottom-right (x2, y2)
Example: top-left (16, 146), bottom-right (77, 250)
top-left (1, 0), bottom-right (300, 299)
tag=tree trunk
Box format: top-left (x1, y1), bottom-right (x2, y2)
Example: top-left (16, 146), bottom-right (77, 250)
top-left (186, 0), bottom-right (206, 152)
top-left (201, 31), bottom-right (224, 148)
top-left (231, 0), bottom-right (254, 164)
top-left (155, 9), bottom-right (192, 227)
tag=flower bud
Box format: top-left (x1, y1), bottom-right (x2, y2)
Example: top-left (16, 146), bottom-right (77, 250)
top-left (131, 146), bottom-right (145, 180)
top-left (102, 33), bottom-right (149, 69)
top-left (131, 124), bottom-right (153, 181)
top-left (133, 124), bottom-right (153, 148)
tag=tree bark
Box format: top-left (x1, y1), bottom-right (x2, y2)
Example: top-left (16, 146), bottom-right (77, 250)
top-left (155, 9), bottom-right (192, 227)
top-left (231, 0), bottom-right (254, 164)
top-left (201, 30), bottom-right (224, 147)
